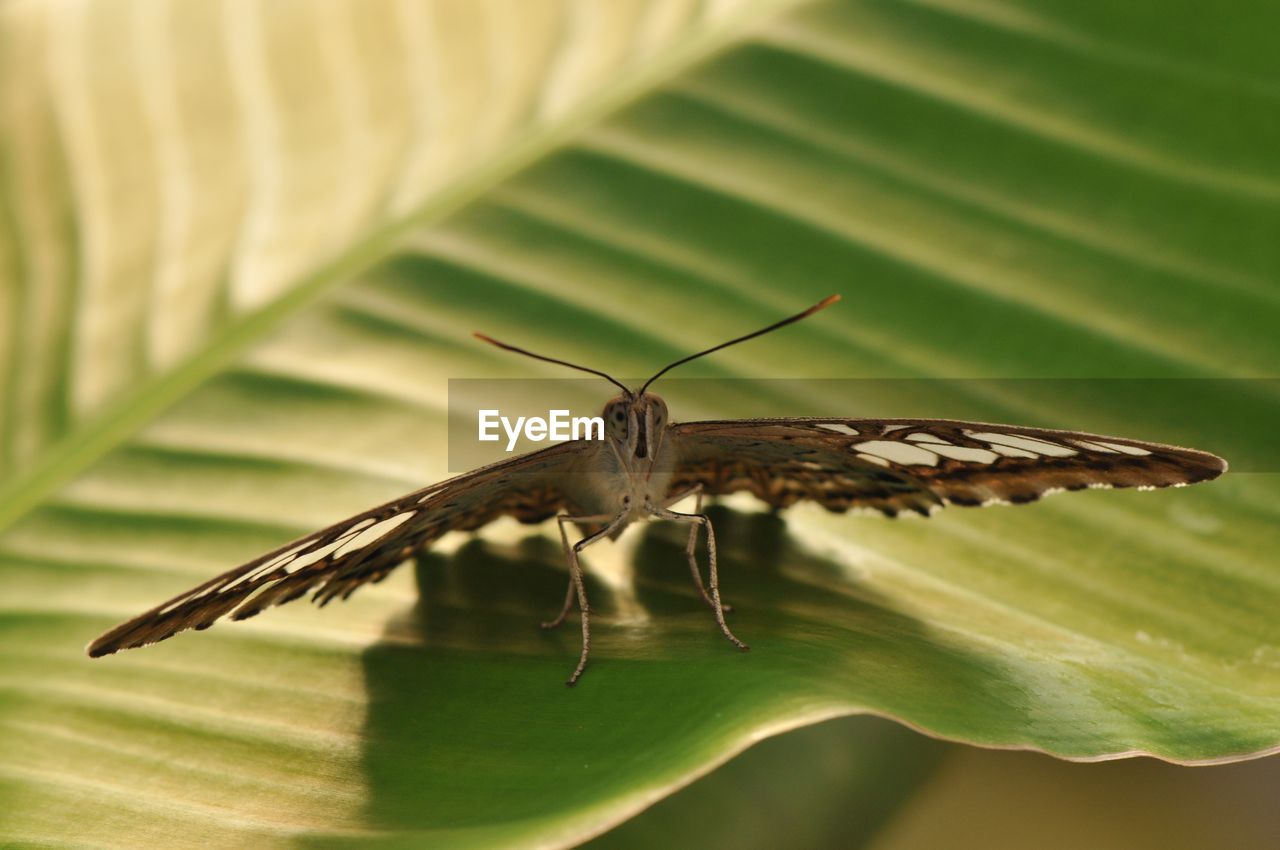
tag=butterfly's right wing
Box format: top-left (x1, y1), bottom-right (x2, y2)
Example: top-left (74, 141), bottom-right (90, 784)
top-left (665, 420), bottom-right (945, 517)
top-left (88, 440), bottom-right (591, 656)
top-left (665, 418), bottom-right (1225, 517)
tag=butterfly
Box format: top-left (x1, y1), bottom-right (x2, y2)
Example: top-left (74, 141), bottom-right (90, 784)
top-left (88, 295), bottom-right (1227, 684)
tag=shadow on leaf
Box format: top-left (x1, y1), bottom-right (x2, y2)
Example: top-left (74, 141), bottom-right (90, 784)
top-left (354, 506), bottom-right (1016, 835)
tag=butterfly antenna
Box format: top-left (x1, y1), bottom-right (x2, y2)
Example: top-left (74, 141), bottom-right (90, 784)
top-left (473, 332), bottom-right (632, 395)
top-left (639, 294), bottom-right (841, 394)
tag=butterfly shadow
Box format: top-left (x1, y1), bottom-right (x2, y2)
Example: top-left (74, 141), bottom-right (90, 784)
top-left (349, 505), bottom-right (1015, 836)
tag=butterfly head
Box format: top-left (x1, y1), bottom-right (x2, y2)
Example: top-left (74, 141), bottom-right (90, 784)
top-left (473, 294), bottom-right (840, 460)
top-left (603, 392), bottom-right (669, 461)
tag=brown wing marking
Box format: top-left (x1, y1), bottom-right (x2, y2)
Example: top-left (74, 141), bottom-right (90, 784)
top-left (668, 418), bottom-right (1225, 515)
top-left (87, 441), bottom-right (587, 657)
top-left (667, 422), bottom-right (943, 518)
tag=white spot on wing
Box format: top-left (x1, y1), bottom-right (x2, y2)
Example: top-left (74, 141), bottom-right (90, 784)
top-left (1095, 440), bottom-right (1152, 456)
top-left (267, 518), bottom-right (382, 576)
top-left (1071, 439), bottom-right (1120, 453)
top-left (930, 444), bottom-right (999, 464)
top-left (284, 539), bottom-right (350, 573)
top-left (855, 441), bottom-right (939, 466)
top-left (856, 452), bottom-right (891, 467)
top-left (906, 432), bottom-right (950, 444)
top-left (274, 516), bottom-right (388, 576)
top-left (965, 431), bottom-right (1077, 457)
top-left (418, 486), bottom-right (449, 504)
top-left (815, 422), bottom-right (860, 435)
top-left (882, 424), bottom-right (912, 433)
top-left (334, 511), bottom-right (417, 557)
top-left (225, 539), bottom-right (319, 589)
top-left (988, 443), bottom-right (1037, 459)
top-left (158, 589), bottom-right (213, 615)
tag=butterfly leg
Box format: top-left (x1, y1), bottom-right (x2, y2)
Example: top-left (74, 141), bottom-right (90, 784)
top-left (540, 519), bottom-right (580, 630)
top-left (661, 485), bottom-right (732, 614)
top-left (543, 512), bottom-right (617, 630)
top-left (555, 512), bottom-right (629, 686)
top-left (649, 504), bottom-right (748, 653)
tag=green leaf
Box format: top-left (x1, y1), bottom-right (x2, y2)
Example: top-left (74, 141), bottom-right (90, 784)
top-left (581, 714), bottom-right (947, 850)
top-left (3, 0), bottom-right (1280, 848)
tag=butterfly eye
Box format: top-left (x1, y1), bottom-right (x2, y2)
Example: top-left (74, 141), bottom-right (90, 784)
top-left (613, 410), bottom-right (626, 423)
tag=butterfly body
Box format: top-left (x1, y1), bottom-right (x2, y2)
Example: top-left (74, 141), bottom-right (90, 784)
top-left (557, 393), bottom-right (679, 532)
top-left (88, 297), bottom-right (1227, 685)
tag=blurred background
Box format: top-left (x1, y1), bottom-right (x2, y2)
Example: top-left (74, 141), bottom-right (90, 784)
top-left (586, 714), bottom-right (1280, 849)
top-left (2, 1), bottom-right (1278, 847)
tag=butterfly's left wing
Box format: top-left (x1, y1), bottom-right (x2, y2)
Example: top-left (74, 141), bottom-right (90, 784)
top-left (88, 440), bottom-right (592, 657)
top-left (666, 418), bottom-right (1225, 516)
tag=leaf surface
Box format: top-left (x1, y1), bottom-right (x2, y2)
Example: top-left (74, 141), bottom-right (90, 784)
top-left (2, 1), bottom-right (1279, 847)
